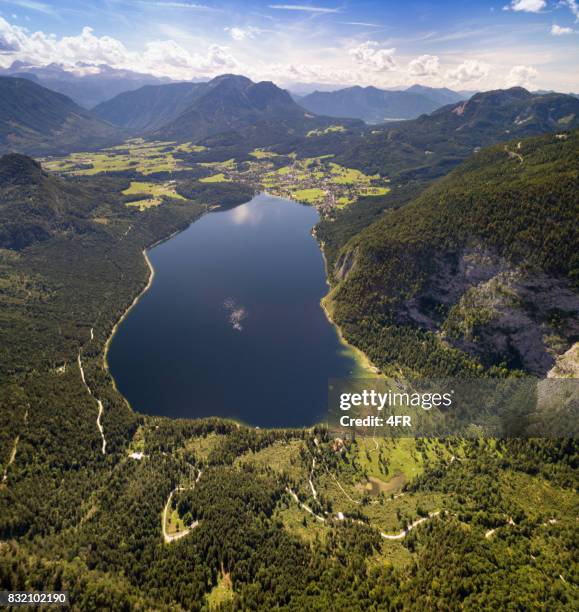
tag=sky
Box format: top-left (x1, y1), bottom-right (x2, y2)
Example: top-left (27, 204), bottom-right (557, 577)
top-left (0, 0), bottom-right (578, 92)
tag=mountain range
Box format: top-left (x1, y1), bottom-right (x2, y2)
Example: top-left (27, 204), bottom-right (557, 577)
top-left (298, 84), bottom-right (467, 123)
top-left (326, 86), bottom-right (579, 180)
top-left (93, 82), bottom-right (207, 132)
top-left (0, 77), bottom-right (121, 155)
top-left (0, 61), bottom-right (175, 109)
top-left (0, 74), bottom-right (355, 154)
top-left (94, 74), bottom-right (362, 144)
top-left (155, 74), bottom-right (327, 142)
top-left (2, 71), bottom-right (578, 165)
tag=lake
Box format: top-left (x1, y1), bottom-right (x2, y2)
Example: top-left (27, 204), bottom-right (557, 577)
top-left (107, 193), bottom-right (359, 427)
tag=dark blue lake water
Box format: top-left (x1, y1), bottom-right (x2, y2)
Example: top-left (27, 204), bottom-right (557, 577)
top-left (108, 193), bottom-right (358, 427)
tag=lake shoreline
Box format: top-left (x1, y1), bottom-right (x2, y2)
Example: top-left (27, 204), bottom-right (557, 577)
top-left (103, 226), bottom-right (182, 381)
top-left (105, 194), bottom-right (378, 425)
top-left (314, 230), bottom-right (379, 378)
top-left (320, 294), bottom-right (379, 377)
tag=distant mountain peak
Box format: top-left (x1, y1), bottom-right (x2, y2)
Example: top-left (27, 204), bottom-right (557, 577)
top-left (0, 61), bottom-right (175, 108)
top-left (208, 74), bottom-right (253, 88)
top-left (470, 86), bottom-right (532, 104)
top-left (299, 84), bottom-right (463, 123)
top-left (155, 73), bottom-right (310, 141)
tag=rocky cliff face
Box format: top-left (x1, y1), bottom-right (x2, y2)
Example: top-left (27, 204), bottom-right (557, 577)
top-left (332, 243), bottom-right (579, 376)
top-left (428, 247), bottom-right (579, 374)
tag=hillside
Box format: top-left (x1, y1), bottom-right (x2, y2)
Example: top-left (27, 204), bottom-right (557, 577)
top-left (325, 130), bottom-right (579, 377)
top-left (0, 77), bottom-right (122, 155)
top-left (93, 82), bottom-right (207, 131)
top-left (322, 87), bottom-right (579, 180)
top-left (405, 84), bottom-right (466, 106)
top-left (306, 87), bottom-right (579, 267)
top-left (299, 85), bottom-right (445, 122)
top-left (0, 154), bottom-right (101, 249)
top-left (154, 74), bottom-right (344, 143)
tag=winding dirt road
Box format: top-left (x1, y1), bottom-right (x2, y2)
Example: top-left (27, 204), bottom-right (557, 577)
top-left (162, 470), bottom-right (203, 543)
top-left (78, 351), bottom-right (107, 455)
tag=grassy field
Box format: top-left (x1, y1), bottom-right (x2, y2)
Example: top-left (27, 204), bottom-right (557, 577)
top-left (328, 163), bottom-right (379, 185)
top-left (174, 143), bottom-right (207, 153)
top-left (353, 438), bottom-right (432, 483)
top-left (121, 179), bottom-right (190, 210)
top-left (181, 433), bottom-right (229, 463)
top-left (164, 502), bottom-right (186, 536)
top-left (199, 173), bottom-right (230, 183)
top-left (205, 572), bottom-right (234, 609)
top-left (122, 181), bottom-right (185, 200)
top-left (249, 148), bottom-right (280, 159)
top-left (199, 159), bottom-right (237, 170)
top-left (42, 138), bottom-right (206, 176)
top-left (292, 187), bottom-right (326, 204)
top-left (359, 186), bottom-right (390, 196)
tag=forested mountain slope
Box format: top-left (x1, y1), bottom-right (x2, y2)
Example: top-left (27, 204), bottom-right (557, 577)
top-left (325, 130), bottom-right (579, 377)
top-left (0, 154), bottom-right (103, 250)
top-left (0, 77), bottom-right (121, 155)
top-left (93, 82), bottom-right (207, 131)
top-left (299, 85), bottom-right (443, 122)
top-left (153, 74), bottom-right (360, 145)
top-left (296, 87), bottom-right (579, 182)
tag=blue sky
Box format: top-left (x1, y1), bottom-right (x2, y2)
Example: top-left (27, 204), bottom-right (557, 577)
top-left (0, 0), bottom-right (578, 91)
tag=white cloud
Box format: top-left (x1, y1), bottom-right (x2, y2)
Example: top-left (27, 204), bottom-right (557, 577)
top-left (503, 0), bottom-right (546, 12)
top-left (505, 64), bottom-right (538, 87)
top-left (551, 23), bottom-right (575, 34)
top-left (407, 54), bottom-right (440, 77)
top-left (139, 41), bottom-right (237, 77)
top-left (270, 62), bottom-right (357, 84)
top-left (0, 17), bottom-right (237, 79)
top-left (268, 4), bottom-right (340, 13)
top-left (224, 26), bottom-right (260, 41)
top-left (562, 0), bottom-right (579, 19)
top-left (0, 18), bottom-right (134, 66)
top-left (2, 0), bottom-right (56, 15)
top-left (135, 1), bottom-right (220, 10)
top-left (58, 27), bottom-right (132, 66)
top-left (339, 21), bottom-right (383, 27)
top-left (446, 60), bottom-right (490, 84)
top-left (349, 41), bottom-right (396, 72)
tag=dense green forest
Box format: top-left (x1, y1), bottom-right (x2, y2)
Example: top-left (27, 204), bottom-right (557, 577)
top-left (325, 130), bottom-right (579, 377)
top-left (0, 112), bottom-right (577, 607)
top-left (1, 417), bottom-right (576, 609)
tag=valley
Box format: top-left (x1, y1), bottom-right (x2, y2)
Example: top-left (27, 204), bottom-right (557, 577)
top-left (0, 67), bottom-right (577, 610)
top-left (42, 136), bottom-right (391, 214)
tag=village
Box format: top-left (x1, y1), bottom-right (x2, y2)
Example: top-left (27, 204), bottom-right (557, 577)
top-left (199, 150), bottom-right (391, 215)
